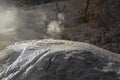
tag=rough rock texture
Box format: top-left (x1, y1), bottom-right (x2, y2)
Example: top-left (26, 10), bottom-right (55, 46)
top-left (63, 0), bottom-right (120, 53)
top-left (63, 23), bottom-right (120, 53)
top-left (0, 39), bottom-right (120, 80)
top-left (0, 0), bottom-right (63, 6)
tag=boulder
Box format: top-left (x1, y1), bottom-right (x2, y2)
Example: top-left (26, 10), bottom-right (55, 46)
top-left (0, 39), bottom-right (120, 80)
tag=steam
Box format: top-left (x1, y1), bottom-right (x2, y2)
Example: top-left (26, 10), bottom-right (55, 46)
top-left (0, 2), bottom-right (66, 50)
top-left (0, 3), bottom-right (20, 50)
top-left (47, 13), bottom-right (65, 39)
top-left (0, 8), bottom-right (17, 34)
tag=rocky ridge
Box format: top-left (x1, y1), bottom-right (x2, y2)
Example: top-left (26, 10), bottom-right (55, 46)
top-left (0, 39), bottom-right (120, 80)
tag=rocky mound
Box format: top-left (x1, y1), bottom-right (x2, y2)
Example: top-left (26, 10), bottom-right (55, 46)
top-left (0, 39), bottom-right (120, 80)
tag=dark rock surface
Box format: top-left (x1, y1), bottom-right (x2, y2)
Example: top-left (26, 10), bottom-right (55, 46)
top-left (63, 23), bottom-right (120, 53)
top-left (0, 39), bottom-right (120, 80)
top-left (62, 0), bottom-right (120, 53)
top-left (0, 0), bottom-right (54, 6)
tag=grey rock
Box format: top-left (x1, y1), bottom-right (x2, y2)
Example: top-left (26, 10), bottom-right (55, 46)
top-left (0, 39), bottom-right (120, 80)
top-left (62, 0), bottom-right (120, 53)
top-left (63, 23), bottom-right (120, 53)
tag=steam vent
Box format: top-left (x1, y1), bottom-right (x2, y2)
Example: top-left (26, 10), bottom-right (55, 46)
top-left (0, 0), bottom-right (120, 80)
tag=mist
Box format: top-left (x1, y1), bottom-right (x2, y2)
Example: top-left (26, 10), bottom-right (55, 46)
top-left (0, 2), bottom-right (20, 50)
top-left (0, 1), bottom-right (67, 50)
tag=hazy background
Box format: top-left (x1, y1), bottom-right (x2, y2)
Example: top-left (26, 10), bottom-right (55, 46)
top-left (0, 0), bottom-right (81, 50)
top-left (0, 0), bottom-right (119, 53)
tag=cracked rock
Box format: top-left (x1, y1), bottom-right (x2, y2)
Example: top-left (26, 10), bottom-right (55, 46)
top-left (0, 39), bottom-right (120, 80)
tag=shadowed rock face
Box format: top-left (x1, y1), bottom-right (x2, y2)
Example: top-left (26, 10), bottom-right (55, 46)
top-left (0, 0), bottom-right (54, 6)
top-left (0, 39), bottom-right (120, 80)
